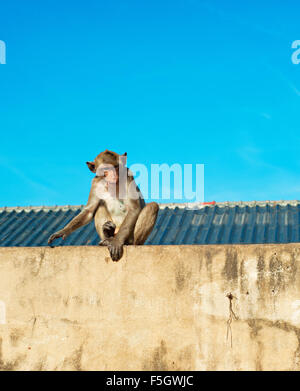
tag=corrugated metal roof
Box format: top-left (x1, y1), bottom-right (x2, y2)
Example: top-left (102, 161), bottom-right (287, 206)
top-left (1, 200), bottom-right (300, 247)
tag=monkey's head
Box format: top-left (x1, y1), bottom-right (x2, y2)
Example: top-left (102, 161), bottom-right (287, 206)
top-left (86, 150), bottom-right (127, 184)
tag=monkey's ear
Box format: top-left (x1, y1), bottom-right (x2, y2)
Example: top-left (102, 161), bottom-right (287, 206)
top-left (86, 161), bottom-right (96, 173)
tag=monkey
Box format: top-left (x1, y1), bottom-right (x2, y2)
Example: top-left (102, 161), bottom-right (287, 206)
top-left (48, 150), bottom-right (159, 262)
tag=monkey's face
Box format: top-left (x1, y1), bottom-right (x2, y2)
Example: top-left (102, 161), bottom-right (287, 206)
top-left (86, 150), bottom-right (127, 175)
top-left (103, 166), bottom-right (119, 184)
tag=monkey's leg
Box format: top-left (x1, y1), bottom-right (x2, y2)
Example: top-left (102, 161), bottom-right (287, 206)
top-left (94, 204), bottom-right (115, 241)
top-left (133, 202), bottom-right (159, 245)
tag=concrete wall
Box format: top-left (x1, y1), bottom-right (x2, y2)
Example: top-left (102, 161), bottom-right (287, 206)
top-left (0, 243), bottom-right (300, 371)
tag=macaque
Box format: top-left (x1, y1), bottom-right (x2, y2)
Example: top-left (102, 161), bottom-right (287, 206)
top-left (48, 150), bottom-right (159, 261)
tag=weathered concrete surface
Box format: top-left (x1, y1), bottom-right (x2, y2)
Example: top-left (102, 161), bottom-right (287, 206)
top-left (0, 244), bottom-right (300, 370)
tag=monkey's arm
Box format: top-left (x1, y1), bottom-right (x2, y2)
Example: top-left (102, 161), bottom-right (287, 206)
top-left (48, 177), bottom-right (101, 245)
top-left (100, 199), bottom-right (141, 261)
top-left (99, 178), bottom-right (142, 261)
top-left (115, 198), bottom-right (141, 243)
top-left (116, 176), bottom-right (142, 243)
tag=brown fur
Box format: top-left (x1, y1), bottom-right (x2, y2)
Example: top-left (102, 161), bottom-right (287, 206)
top-left (48, 150), bottom-right (158, 261)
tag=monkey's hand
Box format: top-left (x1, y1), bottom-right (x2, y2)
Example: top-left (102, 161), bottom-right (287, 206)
top-left (99, 237), bottom-right (124, 262)
top-left (48, 230), bottom-right (68, 245)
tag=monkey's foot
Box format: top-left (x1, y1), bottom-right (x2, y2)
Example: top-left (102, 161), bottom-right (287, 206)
top-left (98, 237), bottom-right (124, 262)
top-left (102, 221), bottom-right (116, 238)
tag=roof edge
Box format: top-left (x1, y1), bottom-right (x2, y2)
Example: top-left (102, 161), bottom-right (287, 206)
top-left (1, 200), bottom-right (300, 213)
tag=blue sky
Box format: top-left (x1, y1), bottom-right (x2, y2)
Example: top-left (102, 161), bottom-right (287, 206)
top-left (0, 0), bottom-right (300, 206)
